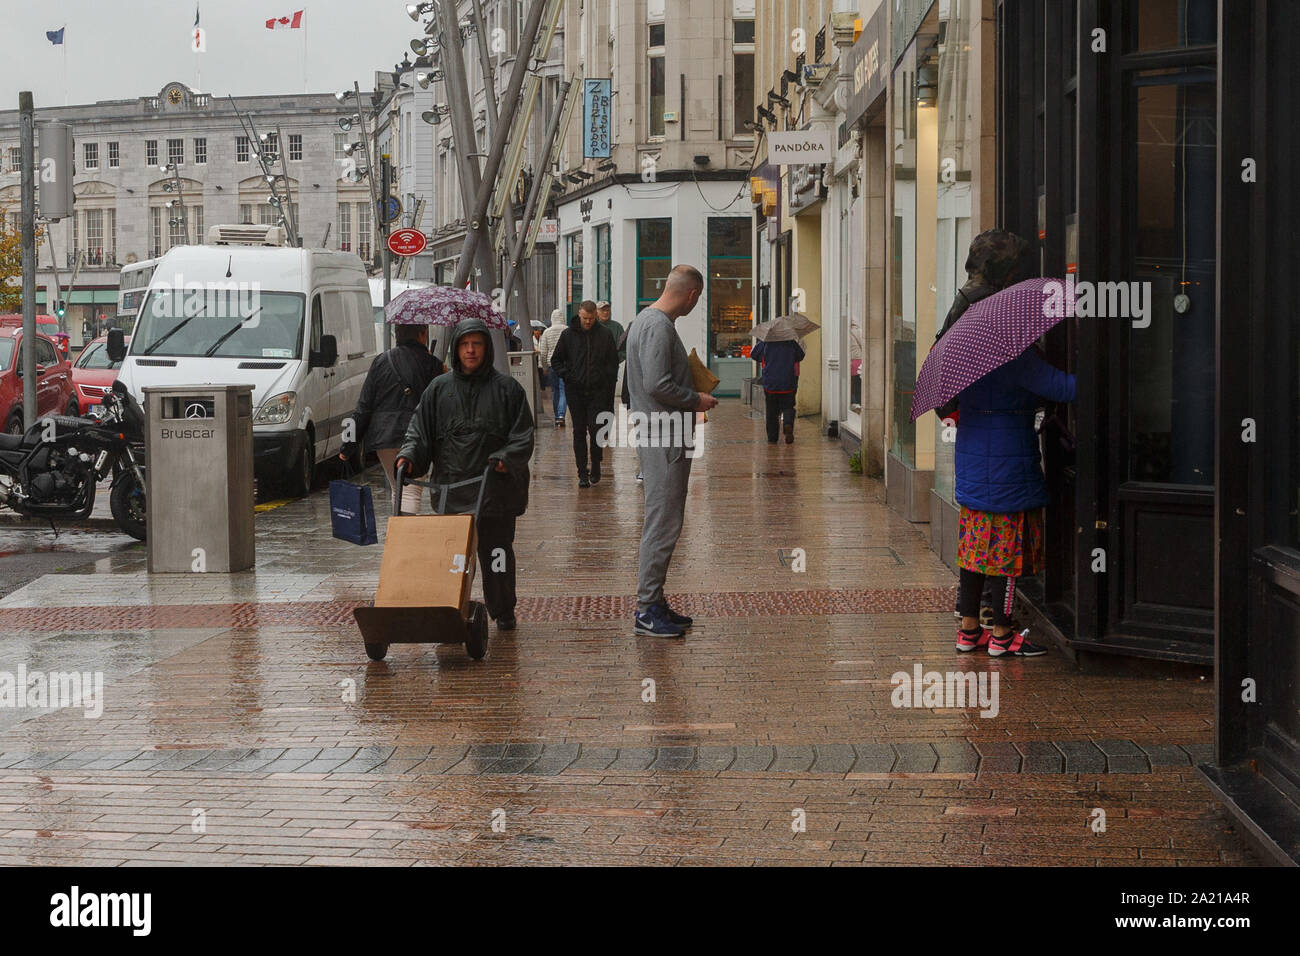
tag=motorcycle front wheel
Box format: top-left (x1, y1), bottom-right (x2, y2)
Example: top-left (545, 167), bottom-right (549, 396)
top-left (110, 477), bottom-right (146, 541)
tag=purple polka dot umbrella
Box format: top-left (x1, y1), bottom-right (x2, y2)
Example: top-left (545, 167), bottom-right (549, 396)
top-left (910, 277), bottom-right (1074, 421)
top-left (383, 285), bottom-right (509, 329)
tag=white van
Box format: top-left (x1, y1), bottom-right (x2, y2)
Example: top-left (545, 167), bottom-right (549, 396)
top-left (115, 225), bottom-right (377, 496)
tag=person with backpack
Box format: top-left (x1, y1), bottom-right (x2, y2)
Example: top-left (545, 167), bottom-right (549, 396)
top-left (339, 322), bottom-right (444, 513)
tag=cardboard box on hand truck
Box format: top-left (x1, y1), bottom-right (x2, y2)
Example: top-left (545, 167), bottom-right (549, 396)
top-left (354, 514), bottom-right (478, 644)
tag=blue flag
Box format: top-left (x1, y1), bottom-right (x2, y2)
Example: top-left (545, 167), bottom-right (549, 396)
top-left (46, 27), bottom-right (65, 45)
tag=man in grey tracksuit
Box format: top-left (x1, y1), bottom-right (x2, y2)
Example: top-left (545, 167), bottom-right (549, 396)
top-left (625, 265), bottom-right (719, 638)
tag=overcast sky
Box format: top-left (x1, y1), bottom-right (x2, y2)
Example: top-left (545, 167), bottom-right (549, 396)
top-left (1, 0), bottom-right (419, 107)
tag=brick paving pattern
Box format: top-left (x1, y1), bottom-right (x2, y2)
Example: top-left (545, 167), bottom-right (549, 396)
top-left (0, 403), bottom-right (1253, 865)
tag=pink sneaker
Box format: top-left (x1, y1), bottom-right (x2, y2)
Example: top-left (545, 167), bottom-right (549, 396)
top-left (955, 625), bottom-right (991, 653)
top-left (987, 627), bottom-right (1047, 658)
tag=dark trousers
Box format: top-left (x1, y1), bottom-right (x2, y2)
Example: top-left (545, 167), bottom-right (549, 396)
top-left (566, 389), bottom-right (611, 476)
top-left (476, 514), bottom-right (518, 620)
top-left (765, 391), bottom-right (796, 442)
top-left (957, 568), bottom-right (1014, 628)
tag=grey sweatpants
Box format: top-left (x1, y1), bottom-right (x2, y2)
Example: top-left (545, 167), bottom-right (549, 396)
top-left (637, 445), bottom-right (693, 612)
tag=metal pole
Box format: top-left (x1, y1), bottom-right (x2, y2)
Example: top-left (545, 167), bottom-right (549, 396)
top-left (19, 93), bottom-right (38, 431)
top-left (44, 230), bottom-right (63, 330)
top-left (352, 81), bottom-right (391, 349)
top-left (468, 0), bottom-right (531, 324)
top-left (452, 0), bottom-right (550, 290)
top-left (381, 154), bottom-right (393, 350)
top-left (502, 78), bottom-right (569, 306)
top-left (275, 124), bottom-right (300, 246)
top-left (436, 0), bottom-right (495, 289)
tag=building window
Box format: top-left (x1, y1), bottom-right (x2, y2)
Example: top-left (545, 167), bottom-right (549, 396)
top-left (236, 135), bottom-right (249, 163)
top-left (289, 134), bottom-right (302, 161)
top-left (734, 19), bottom-right (755, 44)
top-left (107, 142), bottom-right (119, 168)
top-left (334, 132), bottom-right (348, 161)
top-left (194, 138), bottom-right (207, 164)
top-left (565, 232), bottom-right (584, 317)
top-left (706, 218), bottom-right (753, 360)
top-left (167, 139), bottom-right (184, 166)
top-left (594, 224), bottom-right (611, 303)
top-left (356, 201), bottom-right (372, 262)
top-left (82, 142), bottom-right (98, 170)
top-left (635, 218), bottom-right (672, 311)
top-left (7, 146), bottom-right (19, 170)
top-left (150, 207), bottom-right (163, 258)
top-left (649, 25), bottom-right (666, 138)
top-left (145, 140), bottom-right (158, 167)
top-left (84, 209), bottom-right (104, 265)
top-left (260, 132), bottom-right (279, 163)
top-left (733, 52), bottom-right (755, 135)
top-left (337, 203), bottom-right (352, 252)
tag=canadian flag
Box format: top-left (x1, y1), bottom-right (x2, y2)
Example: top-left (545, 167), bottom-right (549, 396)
top-left (266, 10), bottom-right (304, 29)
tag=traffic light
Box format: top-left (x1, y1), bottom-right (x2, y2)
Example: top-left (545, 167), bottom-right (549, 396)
top-left (53, 300), bottom-right (66, 318)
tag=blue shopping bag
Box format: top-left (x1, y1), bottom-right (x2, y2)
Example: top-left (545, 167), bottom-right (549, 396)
top-left (329, 478), bottom-right (378, 545)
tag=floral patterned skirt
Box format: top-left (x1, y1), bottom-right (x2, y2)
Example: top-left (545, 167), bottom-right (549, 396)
top-left (956, 506), bottom-right (1044, 577)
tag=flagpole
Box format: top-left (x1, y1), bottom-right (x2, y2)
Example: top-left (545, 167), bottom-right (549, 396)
top-left (63, 26), bottom-right (68, 106)
top-left (302, 18), bottom-right (307, 93)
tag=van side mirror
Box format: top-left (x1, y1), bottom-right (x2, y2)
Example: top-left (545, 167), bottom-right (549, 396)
top-left (106, 328), bottom-right (126, 363)
top-left (311, 334), bottom-right (338, 369)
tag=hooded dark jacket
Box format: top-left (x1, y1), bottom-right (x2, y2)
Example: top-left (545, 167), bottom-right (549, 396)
top-left (550, 315), bottom-right (618, 398)
top-left (342, 341), bottom-right (444, 456)
top-left (398, 317), bottom-right (535, 517)
top-left (932, 229), bottom-right (1030, 419)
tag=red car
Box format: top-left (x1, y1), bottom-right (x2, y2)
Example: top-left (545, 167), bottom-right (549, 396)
top-left (0, 322), bottom-right (78, 435)
top-left (72, 334), bottom-right (130, 409)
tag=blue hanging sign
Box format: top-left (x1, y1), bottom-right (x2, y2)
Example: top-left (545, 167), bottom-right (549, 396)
top-left (583, 79), bottom-right (612, 159)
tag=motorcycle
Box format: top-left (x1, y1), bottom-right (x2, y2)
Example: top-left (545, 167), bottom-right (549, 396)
top-left (0, 380), bottom-right (147, 540)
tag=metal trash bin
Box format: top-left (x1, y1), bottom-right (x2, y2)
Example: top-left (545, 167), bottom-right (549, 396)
top-left (508, 350), bottom-right (540, 424)
top-left (144, 385), bottom-right (255, 573)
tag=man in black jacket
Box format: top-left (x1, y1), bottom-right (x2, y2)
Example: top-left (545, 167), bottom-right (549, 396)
top-left (396, 317), bottom-right (534, 630)
top-left (551, 300), bottom-right (618, 487)
top-left (340, 323), bottom-right (444, 513)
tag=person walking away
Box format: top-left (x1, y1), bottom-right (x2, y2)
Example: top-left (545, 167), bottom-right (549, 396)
top-left (339, 323), bottom-right (444, 513)
top-left (550, 300), bottom-right (618, 487)
top-left (953, 343), bottom-right (1075, 657)
top-left (625, 266), bottom-right (718, 637)
top-left (537, 308), bottom-right (568, 427)
top-left (396, 318), bottom-right (535, 630)
top-left (750, 337), bottom-right (804, 444)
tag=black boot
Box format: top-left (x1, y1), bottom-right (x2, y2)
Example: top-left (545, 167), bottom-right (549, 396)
top-left (590, 462), bottom-right (601, 484)
top-left (578, 472), bottom-right (590, 488)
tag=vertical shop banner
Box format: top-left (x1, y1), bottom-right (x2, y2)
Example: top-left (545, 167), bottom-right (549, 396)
top-left (583, 79), bottom-right (612, 158)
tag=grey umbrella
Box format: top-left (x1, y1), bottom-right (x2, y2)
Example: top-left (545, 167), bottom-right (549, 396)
top-left (751, 312), bottom-right (820, 342)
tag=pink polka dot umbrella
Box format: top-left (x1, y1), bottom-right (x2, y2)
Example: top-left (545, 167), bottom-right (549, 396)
top-left (383, 285), bottom-right (509, 329)
top-left (910, 276), bottom-right (1073, 421)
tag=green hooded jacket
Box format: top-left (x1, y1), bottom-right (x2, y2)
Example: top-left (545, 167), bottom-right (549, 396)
top-left (398, 317), bottom-right (535, 517)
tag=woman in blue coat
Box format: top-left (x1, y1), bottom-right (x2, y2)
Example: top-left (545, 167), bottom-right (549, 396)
top-left (953, 346), bottom-right (1076, 657)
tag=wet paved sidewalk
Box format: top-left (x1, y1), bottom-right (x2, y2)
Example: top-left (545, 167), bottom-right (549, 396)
top-left (0, 401), bottom-right (1254, 865)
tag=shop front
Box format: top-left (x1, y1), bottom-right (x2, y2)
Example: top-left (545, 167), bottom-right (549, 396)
top-left (997, 0), bottom-right (1299, 862)
top-left (838, 1), bottom-right (888, 472)
top-left (555, 177), bottom-right (751, 377)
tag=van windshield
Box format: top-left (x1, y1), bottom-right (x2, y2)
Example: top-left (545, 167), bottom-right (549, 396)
top-left (133, 290), bottom-right (305, 359)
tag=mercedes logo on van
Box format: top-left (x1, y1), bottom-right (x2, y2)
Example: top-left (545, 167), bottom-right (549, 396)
top-left (185, 403), bottom-right (208, 420)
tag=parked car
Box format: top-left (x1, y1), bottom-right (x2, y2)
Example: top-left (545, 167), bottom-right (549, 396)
top-left (0, 323), bottom-right (78, 435)
top-left (71, 334), bottom-right (130, 409)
